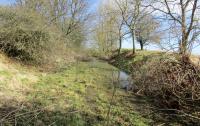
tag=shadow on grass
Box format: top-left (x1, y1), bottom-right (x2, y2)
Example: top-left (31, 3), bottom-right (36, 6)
top-left (0, 100), bottom-right (105, 126)
top-left (125, 94), bottom-right (200, 126)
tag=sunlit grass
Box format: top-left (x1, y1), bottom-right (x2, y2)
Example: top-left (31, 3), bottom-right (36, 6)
top-left (0, 57), bottom-right (151, 125)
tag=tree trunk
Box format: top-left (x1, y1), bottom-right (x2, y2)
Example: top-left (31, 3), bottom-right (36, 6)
top-left (131, 31), bottom-right (136, 54)
top-left (180, 38), bottom-right (188, 56)
top-left (139, 40), bottom-right (144, 50)
top-left (118, 37), bottom-right (122, 56)
top-left (180, 1), bottom-right (188, 56)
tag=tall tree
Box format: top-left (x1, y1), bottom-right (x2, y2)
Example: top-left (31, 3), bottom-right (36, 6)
top-left (93, 2), bottom-right (119, 56)
top-left (149, 0), bottom-right (199, 55)
top-left (115, 0), bottom-right (141, 54)
top-left (16, 0), bottom-right (89, 43)
top-left (17, 0), bottom-right (89, 46)
top-left (135, 14), bottom-right (160, 50)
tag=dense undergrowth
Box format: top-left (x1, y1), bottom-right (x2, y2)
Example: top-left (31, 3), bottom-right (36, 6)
top-left (110, 50), bottom-right (200, 125)
top-left (0, 6), bottom-right (72, 66)
top-left (0, 54), bottom-right (150, 126)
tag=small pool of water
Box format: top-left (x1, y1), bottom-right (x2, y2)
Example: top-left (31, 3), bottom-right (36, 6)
top-left (115, 71), bottom-right (133, 90)
top-left (88, 59), bottom-right (134, 91)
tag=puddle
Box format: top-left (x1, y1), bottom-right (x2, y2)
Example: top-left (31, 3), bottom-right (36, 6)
top-left (115, 71), bottom-right (133, 91)
top-left (88, 59), bottom-right (134, 91)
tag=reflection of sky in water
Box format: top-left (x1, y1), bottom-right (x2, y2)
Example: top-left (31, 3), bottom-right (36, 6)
top-left (116, 71), bottom-right (132, 89)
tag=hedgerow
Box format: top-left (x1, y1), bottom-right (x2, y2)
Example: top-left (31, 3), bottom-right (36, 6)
top-left (0, 7), bottom-right (66, 64)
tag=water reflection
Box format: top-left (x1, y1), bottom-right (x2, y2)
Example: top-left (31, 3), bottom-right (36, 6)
top-left (115, 71), bottom-right (133, 91)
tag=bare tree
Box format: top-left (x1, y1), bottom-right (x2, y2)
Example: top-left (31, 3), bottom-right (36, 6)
top-left (148, 0), bottom-right (199, 56)
top-left (15, 0), bottom-right (89, 48)
top-left (115, 0), bottom-right (142, 54)
top-left (16, 0), bottom-right (89, 36)
top-left (135, 14), bottom-right (161, 50)
top-left (116, 19), bottom-right (125, 55)
top-left (93, 3), bottom-right (119, 56)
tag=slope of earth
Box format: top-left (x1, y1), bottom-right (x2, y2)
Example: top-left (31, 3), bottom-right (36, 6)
top-left (0, 54), bottom-right (151, 126)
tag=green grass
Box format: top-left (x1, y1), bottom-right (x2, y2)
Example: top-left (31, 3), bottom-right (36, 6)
top-left (0, 58), bottom-right (151, 126)
top-left (112, 50), bottom-right (165, 73)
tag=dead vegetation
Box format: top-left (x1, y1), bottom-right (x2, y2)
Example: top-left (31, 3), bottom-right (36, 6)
top-left (130, 54), bottom-right (200, 124)
top-left (109, 50), bottom-right (200, 124)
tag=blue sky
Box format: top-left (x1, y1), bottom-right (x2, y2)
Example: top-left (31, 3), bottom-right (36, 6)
top-left (1, 0), bottom-right (200, 55)
top-left (0, 0), bottom-right (15, 5)
top-left (0, 0), bottom-right (99, 6)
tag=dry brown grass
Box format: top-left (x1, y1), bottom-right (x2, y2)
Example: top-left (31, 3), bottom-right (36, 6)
top-left (0, 53), bottom-right (39, 105)
top-left (190, 55), bottom-right (200, 65)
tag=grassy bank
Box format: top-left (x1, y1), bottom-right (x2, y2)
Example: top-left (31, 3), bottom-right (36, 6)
top-left (0, 54), bottom-right (150, 126)
top-left (110, 50), bottom-right (165, 73)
